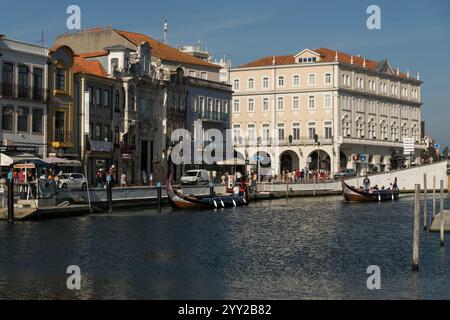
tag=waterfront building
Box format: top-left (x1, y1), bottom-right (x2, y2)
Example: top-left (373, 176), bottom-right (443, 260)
top-left (230, 48), bottom-right (424, 177)
top-left (0, 34), bottom-right (48, 171)
top-left (54, 27), bottom-right (231, 183)
top-left (47, 45), bottom-right (80, 163)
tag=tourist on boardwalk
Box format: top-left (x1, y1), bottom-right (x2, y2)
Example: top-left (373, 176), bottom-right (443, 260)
top-left (142, 170), bottom-right (148, 185)
top-left (363, 175), bottom-right (371, 191)
top-left (212, 170), bottom-right (217, 184)
top-left (109, 165), bottom-right (116, 185)
top-left (120, 171), bottom-right (127, 187)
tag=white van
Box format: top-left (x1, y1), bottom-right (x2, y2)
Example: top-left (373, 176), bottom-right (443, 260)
top-left (180, 170), bottom-right (210, 185)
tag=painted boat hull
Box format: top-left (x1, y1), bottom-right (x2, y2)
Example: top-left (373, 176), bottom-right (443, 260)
top-left (167, 187), bottom-right (249, 209)
top-left (341, 180), bottom-right (399, 202)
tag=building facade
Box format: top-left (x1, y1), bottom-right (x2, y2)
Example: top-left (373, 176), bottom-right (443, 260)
top-left (230, 48), bottom-right (424, 177)
top-left (0, 35), bottom-right (48, 169)
top-left (54, 27), bottom-right (231, 184)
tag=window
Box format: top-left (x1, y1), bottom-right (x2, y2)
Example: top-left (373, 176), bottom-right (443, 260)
top-left (278, 76), bottom-right (285, 87)
top-left (54, 111), bottom-right (66, 142)
top-left (342, 114), bottom-right (350, 137)
top-left (262, 124), bottom-right (270, 142)
top-left (129, 87), bottom-right (136, 111)
top-left (189, 70), bottom-right (196, 77)
top-left (292, 96), bottom-right (299, 110)
top-left (356, 116), bottom-right (364, 139)
top-left (380, 120), bottom-right (387, 140)
top-left (18, 65), bottom-right (29, 98)
top-left (401, 123), bottom-right (408, 140)
top-left (391, 122), bottom-right (398, 140)
top-left (88, 87), bottom-right (94, 104)
top-left (293, 75), bottom-right (300, 87)
top-left (17, 107), bottom-right (29, 132)
top-left (233, 124), bottom-right (241, 143)
top-left (248, 78), bottom-right (254, 90)
top-left (104, 90), bottom-right (110, 107)
top-left (324, 95), bottom-right (331, 109)
top-left (95, 88), bottom-right (102, 105)
top-left (292, 123), bottom-right (300, 140)
top-left (2, 106), bottom-right (14, 130)
top-left (103, 125), bottom-right (110, 141)
top-left (368, 118), bottom-right (376, 139)
top-left (32, 109), bottom-right (43, 133)
top-left (324, 121), bottom-right (333, 139)
top-left (262, 77), bottom-right (269, 89)
top-left (55, 66), bottom-right (65, 91)
top-left (325, 73), bottom-right (332, 84)
top-left (248, 124), bottom-right (256, 143)
top-left (263, 98), bottom-right (269, 111)
top-left (277, 123), bottom-right (285, 141)
top-left (200, 72), bottom-right (207, 80)
top-left (248, 98), bottom-right (254, 112)
top-left (114, 91), bottom-right (120, 112)
top-left (2, 63), bottom-right (14, 96)
top-left (233, 79), bottom-right (240, 91)
top-left (233, 99), bottom-right (240, 112)
top-left (95, 124), bottom-right (101, 141)
top-left (308, 96), bottom-right (315, 109)
top-left (277, 97), bottom-right (284, 111)
top-left (308, 122), bottom-right (316, 140)
top-left (111, 58), bottom-right (119, 72)
top-left (199, 96), bottom-right (205, 115)
top-left (308, 74), bottom-right (316, 85)
top-left (207, 98), bottom-right (213, 117)
top-left (33, 68), bottom-right (43, 100)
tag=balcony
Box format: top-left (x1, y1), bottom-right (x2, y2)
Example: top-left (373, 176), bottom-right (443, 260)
top-left (88, 140), bottom-right (113, 153)
top-left (233, 136), bottom-right (333, 147)
top-left (199, 112), bottom-right (229, 123)
top-left (51, 131), bottom-right (74, 149)
top-left (120, 144), bottom-right (135, 159)
top-left (0, 82), bottom-right (47, 102)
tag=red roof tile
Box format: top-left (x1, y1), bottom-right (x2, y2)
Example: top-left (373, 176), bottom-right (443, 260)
top-left (115, 29), bottom-right (221, 69)
top-left (74, 56), bottom-right (109, 78)
top-left (238, 48), bottom-right (412, 79)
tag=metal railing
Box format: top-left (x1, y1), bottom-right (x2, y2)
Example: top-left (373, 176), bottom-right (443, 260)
top-left (233, 136), bottom-right (333, 147)
top-left (53, 131), bottom-right (73, 143)
top-left (0, 82), bottom-right (47, 102)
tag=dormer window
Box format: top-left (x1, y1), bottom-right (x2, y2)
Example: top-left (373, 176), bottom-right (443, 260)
top-left (55, 66), bottom-right (66, 91)
top-left (301, 57), bottom-right (317, 63)
top-left (111, 58), bottom-right (119, 72)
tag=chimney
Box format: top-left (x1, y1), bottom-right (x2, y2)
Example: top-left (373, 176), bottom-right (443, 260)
top-left (363, 58), bottom-right (366, 68)
top-left (407, 69), bottom-right (410, 78)
top-left (350, 55), bottom-right (354, 65)
top-left (334, 51), bottom-right (338, 62)
top-left (272, 56), bottom-right (276, 66)
top-left (396, 67), bottom-right (400, 76)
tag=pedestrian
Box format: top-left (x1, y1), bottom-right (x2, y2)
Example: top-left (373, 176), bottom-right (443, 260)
top-left (120, 171), bottom-right (127, 187)
top-left (212, 170), bottom-right (217, 184)
top-left (149, 172), bottom-right (153, 186)
top-left (142, 170), bottom-right (148, 185)
top-left (363, 175), bottom-right (371, 191)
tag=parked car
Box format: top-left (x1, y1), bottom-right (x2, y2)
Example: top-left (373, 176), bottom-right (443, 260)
top-left (58, 173), bottom-right (88, 190)
top-left (180, 170), bottom-right (210, 185)
top-left (333, 168), bottom-right (357, 180)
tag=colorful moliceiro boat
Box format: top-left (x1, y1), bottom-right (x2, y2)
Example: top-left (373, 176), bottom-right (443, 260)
top-left (167, 184), bottom-right (249, 209)
top-left (341, 180), bottom-right (400, 202)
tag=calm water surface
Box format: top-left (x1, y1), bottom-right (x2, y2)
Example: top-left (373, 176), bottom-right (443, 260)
top-left (0, 194), bottom-right (449, 299)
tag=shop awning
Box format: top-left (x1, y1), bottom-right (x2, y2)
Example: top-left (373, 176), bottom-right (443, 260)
top-left (42, 157), bottom-right (82, 167)
top-left (0, 152), bottom-right (41, 167)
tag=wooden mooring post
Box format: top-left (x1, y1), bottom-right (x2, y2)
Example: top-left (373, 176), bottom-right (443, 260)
top-left (7, 177), bottom-right (14, 223)
top-left (157, 182), bottom-right (162, 212)
top-left (423, 173), bottom-right (428, 231)
top-left (106, 182), bottom-right (113, 214)
top-left (440, 180), bottom-right (445, 247)
top-left (432, 175), bottom-right (436, 220)
top-left (413, 184), bottom-right (420, 271)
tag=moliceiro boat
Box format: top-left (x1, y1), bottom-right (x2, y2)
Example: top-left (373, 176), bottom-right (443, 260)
top-left (341, 180), bottom-right (399, 202)
top-left (167, 181), bottom-right (249, 209)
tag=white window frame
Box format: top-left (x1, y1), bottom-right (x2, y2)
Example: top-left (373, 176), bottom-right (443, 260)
top-left (262, 97), bottom-right (269, 112)
top-left (248, 98), bottom-right (255, 112)
top-left (308, 73), bottom-right (316, 86)
top-left (278, 76), bottom-right (285, 87)
top-left (293, 75), bottom-right (300, 87)
top-left (233, 79), bottom-right (240, 91)
top-left (292, 96), bottom-right (300, 110)
top-left (233, 99), bottom-right (240, 113)
top-left (262, 77), bottom-right (269, 89)
top-left (323, 94), bottom-right (331, 110)
top-left (277, 97), bottom-right (284, 111)
top-left (324, 73), bottom-right (332, 85)
top-left (308, 95), bottom-right (316, 110)
top-left (247, 78), bottom-right (255, 90)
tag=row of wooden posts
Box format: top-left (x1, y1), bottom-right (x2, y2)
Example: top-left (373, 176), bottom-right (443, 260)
top-left (412, 174), bottom-right (446, 271)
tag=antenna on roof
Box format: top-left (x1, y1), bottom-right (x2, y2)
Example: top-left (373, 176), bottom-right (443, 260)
top-left (163, 18), bottom-right (169, 45)
top-left (416, 72), bottom-right (420, 80)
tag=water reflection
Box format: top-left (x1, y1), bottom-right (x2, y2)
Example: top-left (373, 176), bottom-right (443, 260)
top-left (0, 195), bottom-right (449, 299)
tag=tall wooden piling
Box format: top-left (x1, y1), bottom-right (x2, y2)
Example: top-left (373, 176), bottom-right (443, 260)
top-left (423, 173), bottom-right (428, 231)
top-left (412, 184), bottom-right (420, 271)
top-left (440, 180), bottom-right (445, 247)
top-left (432, 175), bottom-right (436, 219)
top-left (107, 182), bottom-right (113, 213)
top-left (7, 178), bottom-right (14, 223)
top-left (157, 182), bottom-right (162, 212)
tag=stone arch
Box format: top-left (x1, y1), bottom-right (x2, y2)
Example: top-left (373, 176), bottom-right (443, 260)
top-left (279, 150), bottom-right (300, 173)
top-left (308, 149), bottom-right (331, 173)
top-left (339, 151), bottom-right (348, 169)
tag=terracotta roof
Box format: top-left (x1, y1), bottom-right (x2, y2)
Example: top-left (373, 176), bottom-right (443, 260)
top-left (74, 56), bottom-right (110, 78)
top-left (115, 29), bottom-right (221, 69)
top-left (77, 51), bottom-right (109, 58)
top-left (238, 47), bottom-right (412, 79)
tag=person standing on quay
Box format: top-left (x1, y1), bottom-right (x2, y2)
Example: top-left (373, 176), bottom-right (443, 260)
top-left (120, 171), bottom-right (127, 187)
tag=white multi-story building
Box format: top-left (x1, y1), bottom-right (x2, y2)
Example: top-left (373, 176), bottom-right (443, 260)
top-left (230, 48), bottom-right (424, 176)
top-left (0, 34), bottom-right (48, 168)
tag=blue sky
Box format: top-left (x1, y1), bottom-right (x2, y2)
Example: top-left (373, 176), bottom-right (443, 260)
top-left (1, 0), bottom-right (449, 147)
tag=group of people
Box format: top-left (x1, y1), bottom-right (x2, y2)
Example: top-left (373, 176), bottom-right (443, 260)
top-left (362, 175), bottom-right (399, 192)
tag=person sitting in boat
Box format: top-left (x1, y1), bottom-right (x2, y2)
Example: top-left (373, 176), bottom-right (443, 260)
top-left (233, 184), bottom-right (240, 196)
top-left (373, 185), bottom-right (379, 190)
top-left (363, 175), bottom-right (371, 191)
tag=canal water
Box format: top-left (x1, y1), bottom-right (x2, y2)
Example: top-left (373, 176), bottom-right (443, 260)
top-left (1, 194), bottom-right (449, 300)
